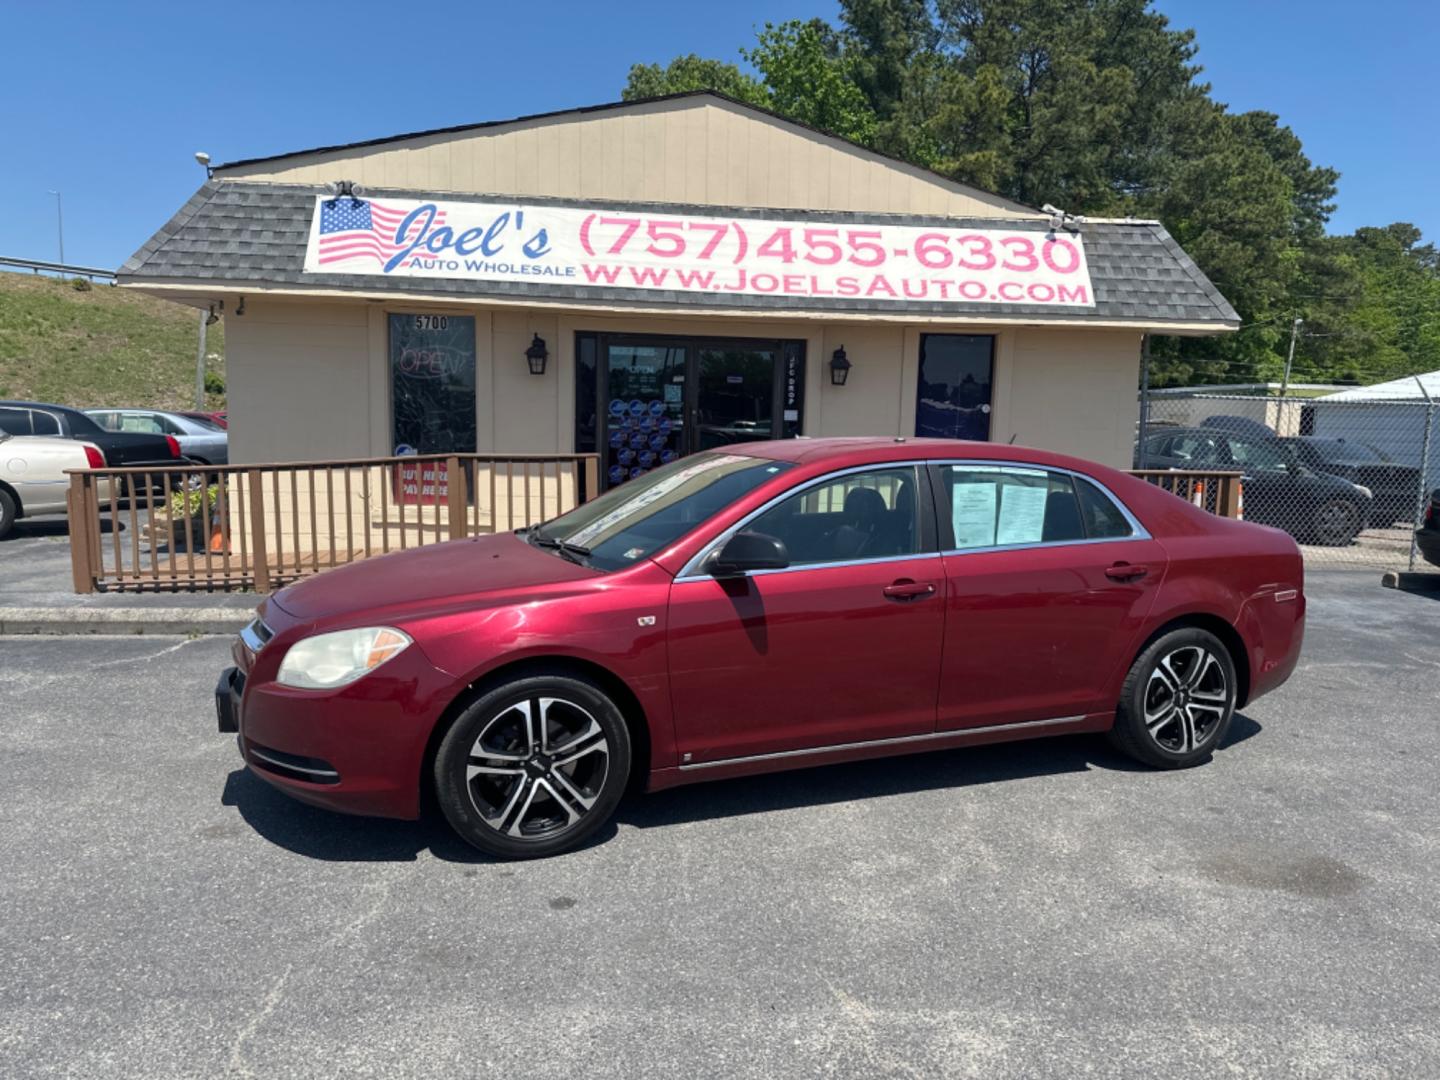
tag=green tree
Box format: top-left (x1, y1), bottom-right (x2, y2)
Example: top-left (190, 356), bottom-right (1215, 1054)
top-left (623, 2), bottom-right (1434, 388)
top-left (622, 55), bottom-right (767, 107)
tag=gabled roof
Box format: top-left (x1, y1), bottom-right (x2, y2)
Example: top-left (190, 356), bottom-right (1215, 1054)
top-left (118, 180), bottom-right (1240, 329)
top-left (212, 90), bottom-right (1038, 216)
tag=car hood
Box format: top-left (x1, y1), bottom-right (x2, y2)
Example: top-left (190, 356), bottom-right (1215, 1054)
top-left (268, 532), bottom-right (599, 622)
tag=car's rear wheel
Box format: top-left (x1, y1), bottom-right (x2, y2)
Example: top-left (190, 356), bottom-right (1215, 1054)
top-left (1108, 627), bottom-right (1237, 769)
top-left (1312, 498), bottom-right (1363, 545)
top-left (433, 673), bottom-right (631, 859)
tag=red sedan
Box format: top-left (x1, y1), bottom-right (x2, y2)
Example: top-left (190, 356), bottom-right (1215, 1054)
top-left (216, 438), bottom-right (1305, 859)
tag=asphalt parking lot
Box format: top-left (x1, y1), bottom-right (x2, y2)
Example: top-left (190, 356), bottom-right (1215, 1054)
top-left (2, 569), bottom-right (1438, 1078)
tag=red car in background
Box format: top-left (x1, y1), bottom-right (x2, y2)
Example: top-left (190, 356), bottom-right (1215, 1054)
top-left (216, 438), bottom-right (1306, 859)
top-left (179, 410), bottom-right (226, 429)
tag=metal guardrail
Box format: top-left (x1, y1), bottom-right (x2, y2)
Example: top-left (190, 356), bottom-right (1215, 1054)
top-left (0, 255), bottom-right (116, 281)
top-left (65, 452), bottom-right (600, 593)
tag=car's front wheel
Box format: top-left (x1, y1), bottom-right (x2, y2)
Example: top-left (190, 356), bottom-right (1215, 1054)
top-left (1311, 498), bottom-right (1364, 545)
top-left (433, 673), bottom-right (631, 859)
top-left (1108, 628), bottom-right (1237, 769)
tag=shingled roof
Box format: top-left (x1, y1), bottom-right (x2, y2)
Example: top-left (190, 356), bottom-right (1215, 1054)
top-left (119, 181), bottom-right (1239, 329)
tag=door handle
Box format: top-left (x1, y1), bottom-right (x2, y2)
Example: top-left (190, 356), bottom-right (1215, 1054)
top-left (882, 580), bottom-right (937, 601)
top-left (1104, 562), bottom-right (1148, 582)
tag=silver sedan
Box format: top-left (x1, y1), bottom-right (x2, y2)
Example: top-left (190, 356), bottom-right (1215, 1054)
top-left (86, 409), bottom-right (229, 466)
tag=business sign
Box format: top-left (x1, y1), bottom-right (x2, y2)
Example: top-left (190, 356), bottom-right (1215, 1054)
top-left (391, 458), bottom-right (449, 506)
top-left (304, 196), bottom-right (1095, 307)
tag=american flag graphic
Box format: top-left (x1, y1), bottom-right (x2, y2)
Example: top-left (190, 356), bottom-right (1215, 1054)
top-left (315, 198), bottom-right (447, 268)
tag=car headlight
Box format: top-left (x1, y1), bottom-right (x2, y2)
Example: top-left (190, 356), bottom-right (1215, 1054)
top-left (1353, 484), bottom-right (1373, 499)
top-left (276, 627), bottom-right (412, 690)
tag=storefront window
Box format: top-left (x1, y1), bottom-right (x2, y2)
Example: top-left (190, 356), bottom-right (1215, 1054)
top-left (916, 334), bottom-right (994, 441)
top-left (389, 313), bottom-right (477, 454)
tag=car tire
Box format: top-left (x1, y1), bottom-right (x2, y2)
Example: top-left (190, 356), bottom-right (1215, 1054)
top-left (1312, 498), bottom-right (1364, 545)
top-left (433, 673), bottom-right (632, 859)
top-left (0, 488), bottom-right (16, 539)
top-left (1107, 627), bottom-right (1237, 769)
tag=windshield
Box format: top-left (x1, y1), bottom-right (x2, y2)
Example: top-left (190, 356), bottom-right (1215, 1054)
top-left (536, 452), bottom-right (792, 571)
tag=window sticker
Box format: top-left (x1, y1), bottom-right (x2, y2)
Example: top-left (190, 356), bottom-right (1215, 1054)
top-left (995, 484), bottom-right (1048, 545)
top-left (950, 482), bottom-right (998, 548)
top-left (568, 455), bottom-right (750, 548)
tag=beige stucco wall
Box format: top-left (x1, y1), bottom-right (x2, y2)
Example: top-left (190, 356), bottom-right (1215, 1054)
top-left (225, 297), bottom-right (1142, 472)
top-left (217, 96), bottom-right (1038, 219)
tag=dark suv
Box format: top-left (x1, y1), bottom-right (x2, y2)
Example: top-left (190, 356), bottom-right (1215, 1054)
top-left (1138, 427), bottom-right (1373, 545)
top-left (1277, 437), bottom-right (1422, 526)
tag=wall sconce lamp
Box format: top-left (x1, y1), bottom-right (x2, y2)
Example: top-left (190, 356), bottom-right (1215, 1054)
top-left (526, 333), bottom-right (549, 375)
top-left (830, 345), bottom-right (852, 387)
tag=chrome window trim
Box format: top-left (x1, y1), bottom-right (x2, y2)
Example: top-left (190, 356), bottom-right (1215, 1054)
top-left (674, 457), bottom-right (1149, 581)
top-left (934, 459), bottom-right (1150, 556)
top-left (678, 713), bottom-right (1085, 771)
top-left (674, 460), bottom-right (935, 582)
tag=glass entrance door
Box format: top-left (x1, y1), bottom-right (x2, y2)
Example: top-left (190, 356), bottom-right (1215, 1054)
top-left (602, 342), bottom-right (687, 488)
top-left (593, 335), bottom-right (797, 489)
top-left (695, 345), bottom-right (777, 452)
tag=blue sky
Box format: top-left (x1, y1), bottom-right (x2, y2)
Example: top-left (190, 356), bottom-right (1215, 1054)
top-left (2, 0), bottom-right (1435, 270)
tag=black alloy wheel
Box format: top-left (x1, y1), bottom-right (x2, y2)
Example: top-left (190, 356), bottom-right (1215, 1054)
top-left (1311, 498), bottom-right (1363, 546)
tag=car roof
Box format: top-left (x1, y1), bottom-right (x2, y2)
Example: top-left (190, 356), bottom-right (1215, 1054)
top-left (0, 400), bottom-right (86, 419)
top-left (722, 436), bottom-right (1129, 477)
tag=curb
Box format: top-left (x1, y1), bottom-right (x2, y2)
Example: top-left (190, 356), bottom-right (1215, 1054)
top-left (1380, 571), bottom-right (1440, 592)
top-left (0, 606), bottom-right (249, 636)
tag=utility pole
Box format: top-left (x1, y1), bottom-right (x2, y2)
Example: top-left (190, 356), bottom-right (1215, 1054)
top-left (48, 190), bottom-right (65, 267)
top-left (195, 309), bottom-right (209, 409)
top-left (1137, 333), bottom-right (1151, 468)
top-left (1278, 317), bottom-right (1303, 398)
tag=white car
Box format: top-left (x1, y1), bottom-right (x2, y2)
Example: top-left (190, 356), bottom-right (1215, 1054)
top-left (0, 434), bottom-right (109, 539)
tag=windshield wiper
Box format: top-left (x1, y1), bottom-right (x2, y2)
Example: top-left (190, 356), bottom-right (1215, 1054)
top-left (526, 526), bottom-right (592, 565)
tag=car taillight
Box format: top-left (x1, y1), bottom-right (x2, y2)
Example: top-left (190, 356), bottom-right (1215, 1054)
top-left (82, 444), bottom-right (105, 469)
top-left (165, 435), bottom-right (181, 458)
top-left (1426, 500), bottom-right (1439, 528)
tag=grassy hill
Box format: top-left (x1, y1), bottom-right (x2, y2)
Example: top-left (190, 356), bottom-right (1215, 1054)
top-left (0, 271), bottom-right (226, 410)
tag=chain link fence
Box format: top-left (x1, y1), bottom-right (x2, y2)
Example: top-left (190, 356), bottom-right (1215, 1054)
top-left (1136, 384), bottom-right (1439, 570)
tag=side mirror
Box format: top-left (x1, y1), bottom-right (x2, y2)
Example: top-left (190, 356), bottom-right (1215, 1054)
top-left (707, 530), bottom-right (790, 576)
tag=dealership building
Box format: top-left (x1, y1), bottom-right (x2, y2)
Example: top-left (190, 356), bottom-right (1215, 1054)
top-left (120, 92), bottom-right (1237, 486)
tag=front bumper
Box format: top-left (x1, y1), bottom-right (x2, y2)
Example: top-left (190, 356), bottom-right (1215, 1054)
top-left (1416, 526), bottom-right (1440, 569)
top-left (216, 667), bottom-right (241, 733)
top-left (218, 639), bottom-right (456, 821)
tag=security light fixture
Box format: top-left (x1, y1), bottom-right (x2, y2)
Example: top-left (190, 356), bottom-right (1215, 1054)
top-left (830, 346), bottom-right (852, 387)
top-left (328, 179), bottom-right (364, 202)
top-left (205, 305), bottom-right (220, 326)
top-left (1043, 203), bottom-right (1086, 232)
top-left (526, 334), bottom-right (549, 375)
top-left (195, 152), bottom-right (211, 167)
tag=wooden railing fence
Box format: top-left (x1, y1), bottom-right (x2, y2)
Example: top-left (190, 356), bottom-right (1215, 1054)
top-left (65, 453), bottom-right (599, 593)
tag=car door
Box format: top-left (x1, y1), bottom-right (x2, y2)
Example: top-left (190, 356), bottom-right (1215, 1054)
top-left (666, 464), bottom-right (945, 764)
top-left (931, 463), bottom-right (1167, 731)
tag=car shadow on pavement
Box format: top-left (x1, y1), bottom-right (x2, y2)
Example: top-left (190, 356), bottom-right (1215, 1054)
top-left (220, 714), bottom-right (1262, 864)
top-left (1, 517), bottom-right (124, 541)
